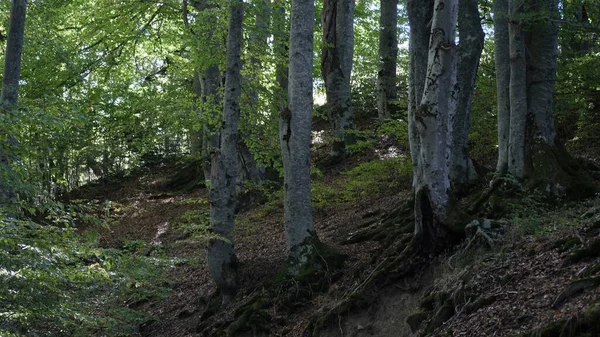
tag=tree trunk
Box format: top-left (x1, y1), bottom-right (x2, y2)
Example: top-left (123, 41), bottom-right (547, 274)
top-left (377, 0), bottom-right (398, 120)
top-left (201, 64), bottom-right (221, 182)
top-left (190, 71), bottom-right (203, 156)
top-left (494, 0), bottom-right (510, 174)
top-left (321, 0), bottom-right (355, 163)
top-left (525, 0), bottom-right (558, 146)
top-left (273, 0), bottom-right (289, 111)
top-left (407, 0), bottom-right (434, 186)
top-left (281, 0), bottom-right (319, 275)
top-left (207, 0), bottom-right (243, 305)
top-left (450, 0), bottom-right (484, 187)
top-left (0, 0), bottom-right (27, 209)
top-left (507, 0), bottom-right (528, 178)
top-left (1, 0), bottom-right (27, 113)
top-left (411, 0), bottom-right (460, 251)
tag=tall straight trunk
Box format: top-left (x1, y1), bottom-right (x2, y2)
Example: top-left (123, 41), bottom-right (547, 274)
top-left (450, 0), bottom-right (484, 186)
top-left (201, 64), bottom-right (221, 182)
top-left (273, 0), bottom-right (289, 111)
top-left (321, 0), bottom-right (355, 162)
top-left (1, 0), bottom-right (27, 113)
top-left (377, 0), bottom-right (398, 120)
top-left (237, 0), bottom-right (270, 189)
top-left (190, 71), bottom-right (203, 156)
top-left (525, 0), bottom-right (558, 146)
top-left (507, 0), bottom-right (527, 178)
top-left (407, 0), bottom-right (434, 186)
top-left (413, 0), bottom-right (459, 247)
top-left (207, 0), bottom-right (243, 305)
top-left (494, 0), bottom-right (510, 173)
top-left (0, 0), bottom-right (27, 209)
top-left (281, 0), bottom-right (318, 275)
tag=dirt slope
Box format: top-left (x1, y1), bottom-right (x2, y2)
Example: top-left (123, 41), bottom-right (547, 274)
top-left (74, 159), bottom-right (600, 337)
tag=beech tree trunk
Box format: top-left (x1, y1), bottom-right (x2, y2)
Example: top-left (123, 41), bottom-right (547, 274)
top-left (407, 0), bottom-right (434, 186)
top-left (321, 0), bottom-right (355, 163)
top-left (507, 0), bottom-right (528, 178)
top-left (207, 0), bottom-right (243, 305)
top-left (494, 0), bottom-right (510, 174)
top-left (412, 0), bottom-right (459, 248)
top-left (450, 0), bottom-right (484, 187)
top-left (201, 64), bottom-right (221, 182)
top-left (377, 0), bottom-right (398, 120)
top-left (0, 0), bottom-right (27, 208)
top-left (281, 0), bottom-right (319, 275)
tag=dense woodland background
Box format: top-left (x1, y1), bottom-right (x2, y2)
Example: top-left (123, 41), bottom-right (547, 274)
top-left (1, 0), bottom-right (600, 336)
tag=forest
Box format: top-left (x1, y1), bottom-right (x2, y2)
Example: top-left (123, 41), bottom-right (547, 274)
top-left (1, 0), bottom-right (600, 336)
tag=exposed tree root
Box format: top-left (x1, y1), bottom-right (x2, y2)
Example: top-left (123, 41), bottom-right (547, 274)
top-left (514, 304), bottom-right (600, 337)
top-left (552, 276), bottom-right (600, 309)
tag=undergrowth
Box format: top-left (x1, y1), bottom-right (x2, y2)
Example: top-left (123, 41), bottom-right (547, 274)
top-left (0, 201), bottom-right (173, 337)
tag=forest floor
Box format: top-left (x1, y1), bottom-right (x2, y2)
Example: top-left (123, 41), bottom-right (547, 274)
top-left (70, 143), bottom-right (600, 337)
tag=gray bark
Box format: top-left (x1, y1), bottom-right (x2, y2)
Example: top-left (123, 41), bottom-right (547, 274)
top-left (450, 0), bottom-right (484, 186)
top-left (413, 0), bottom-right (458, 243)
top-left (525, 0), bottom-right (558, 146)
top-left (494, 0), bottom-right (510, 173)
top-left (407, 0), bottom-right (434, 186)
top-left (321, 0), bottom-right (355, 162)
top-left (201, 64), bottom-right (221, 182)
top-left (507, 0), bottom-right (527, 178)
top-left (207, 0), bottom-right (243, 304)
top-left (377, 0), bottom-right (398, 120)
top-left (281, 0), bottom-right (318, 275)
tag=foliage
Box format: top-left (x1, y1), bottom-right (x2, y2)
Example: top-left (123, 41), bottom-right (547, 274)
top-left (0, 207), bottom-right (172, 337)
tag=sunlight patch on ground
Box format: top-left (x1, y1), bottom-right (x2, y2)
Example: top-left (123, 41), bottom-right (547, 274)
top-left (375, 146), bottom-right (405, 160)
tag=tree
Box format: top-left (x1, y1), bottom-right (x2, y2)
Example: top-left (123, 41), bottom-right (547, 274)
top-left (321, 0), bottom-right (355, 163)
top-left (493, 0), bottom-right (596, 197)
top-left (280, 0), bottom-right (320, 274)
top-left (377, 0), bottom-right (398, 120)
top-left (206, 0), bottom-right (244, 305)
top-left (0, 0), bottom-right (27, 207)
top-left (408, 0), bottom-right (484, 248)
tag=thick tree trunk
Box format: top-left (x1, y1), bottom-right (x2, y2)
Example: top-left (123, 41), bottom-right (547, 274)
top-left (525, 0), bottom-right (558, 146)
top-left (321, 0), bottom-right (355, 163)
top-left (407, 0), bottom-right (434, 186)
top-left (377, 0), bottom-right (398, 120)
top-left (450, 0), bottom-right (484, 187)
top-left (507, 0), bottom-right (528, 178)
top-left (413, 0), bottom-right (459, 248)
top-left (207, 0), bottom-right (243, 305)
top-left (281, 0), bottom-right (319, 275)
top-left (494, 0), bottom-right (510, 174)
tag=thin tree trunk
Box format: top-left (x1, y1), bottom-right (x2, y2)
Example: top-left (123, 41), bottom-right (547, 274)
top-left (321, 0), bottom-right (355, 163)
top-left (407, 0), bottom-right (434, 186)
top-left (494, 0), bottom-right (510, 174)
top-left (201, 64), bottom-right (221, 182)
top-left (207, 0), bottom-right (243, 305)
top-left (413, 0), bottom-right (458, 248)
top-left (0, 0), bottom-right (27, 209)
top-left (281, 0), bottom-right (318, 275)
top-left (377, 0), bottom-right (398, 120)
top-left (450, 0), bottom-right (484, 186)
top-left (507, 0), bottom-right (527, 178)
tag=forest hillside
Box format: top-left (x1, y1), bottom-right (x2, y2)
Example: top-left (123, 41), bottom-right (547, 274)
top-left (1, 0), bottom-right (600, 336)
